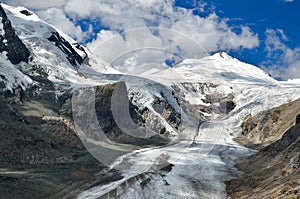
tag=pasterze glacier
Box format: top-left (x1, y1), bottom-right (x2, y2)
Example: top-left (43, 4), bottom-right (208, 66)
top-left (0, 2), bottom-right (300, 199)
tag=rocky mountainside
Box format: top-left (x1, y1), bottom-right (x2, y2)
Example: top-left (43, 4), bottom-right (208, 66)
top-left (0, 81), bottom-right (114, 198)
top-left (235, 97), bottom-right (300, 150)
top-left (0, 5), bottom-right (29, 65)
top-left (226, 100), bottom-right (300, 198)
top-left (0, 3), bottom-right (192, 198)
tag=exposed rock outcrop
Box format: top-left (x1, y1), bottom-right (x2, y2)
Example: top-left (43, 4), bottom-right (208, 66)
top-left (93, 81), bottom-right (169, 146)
top-left (172, 82), bottom-right (236, 120)
top-left (48, 31), bottom-right (87, 67)
top-left (0, 4), bottom-right (30, 64)
top-left (235, 97), bottom-right (300, 150)
top-left (152, 96), bottom-right (181, 130)
top-left (226, 98), bottom-right (300, 199)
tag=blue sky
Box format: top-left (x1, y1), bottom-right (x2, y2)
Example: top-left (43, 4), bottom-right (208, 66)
top-left (5, 0), bottom-right (300, 80)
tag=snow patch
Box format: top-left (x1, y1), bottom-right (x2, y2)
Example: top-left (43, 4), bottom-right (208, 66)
top-left (0, 17), bottom-right (4, 36)
top-left (0, 55), bottom-right (32, 92)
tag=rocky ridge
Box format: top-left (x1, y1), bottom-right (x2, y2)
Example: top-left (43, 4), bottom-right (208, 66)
top-left (226, 98), bottom-right (300, 199)
top-left (0, 4), bottom-right (29, 64)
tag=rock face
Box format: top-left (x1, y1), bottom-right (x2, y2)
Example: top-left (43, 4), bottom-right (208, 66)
top-left (48, 31), bottom-right (87, 67)
top-left (93, 81), bottom-right (169, 146)
top-left (0, 91), bottom-right (81, 166)
top-left (296, 114), bottom-right (300, 124)
top-left (0, 4), bottom-right (30, 64)
top-left (226, 98), bottom-right (300, 199)
top-left (235, 97), bottom-right (300, 150)
top-left (0, 86), bottom-right (99, 198)
top-left (152, 96), bottom-right (181, 131)
top-left (172, 82), bottom-right (236, 120)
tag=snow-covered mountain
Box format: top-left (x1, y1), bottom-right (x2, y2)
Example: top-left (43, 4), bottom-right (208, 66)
top-left (1, 3), bottom-right (300, 199)
top-left (0, 3), bottom-right (117, 92)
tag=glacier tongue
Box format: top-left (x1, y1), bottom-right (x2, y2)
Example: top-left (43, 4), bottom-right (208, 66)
top-left (75, 53), bottom-right (300, 199)
top-left (77, 77), bottom-right (300, 199)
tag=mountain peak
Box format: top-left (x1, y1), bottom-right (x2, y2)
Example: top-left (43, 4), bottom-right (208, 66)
top-left (212, 52), bottom-right (235, 60)
top-left (169, 52), bottom-right (277, 85)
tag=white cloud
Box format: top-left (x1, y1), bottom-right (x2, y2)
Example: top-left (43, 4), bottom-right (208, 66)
top-left (3, 0), bottom-right (298, 80)
top-left (277, 29), bottom-right (288, 41)
top-left (264, 29), bottom-right (287, 56)
top-left (36, 8), bottom-right (88, 42)
top-left (2, 0), bottom-right (67, 9)
top-left (261, 29), bottom-right (300, 80)
top-left (78, 0), bottom-right (259, 65)
top-left (87, 27), bottom-right (209, 68)
top-left (2, 1), bottom-right (92, 43)
top-left (3, 0), bottom-right (260, 67)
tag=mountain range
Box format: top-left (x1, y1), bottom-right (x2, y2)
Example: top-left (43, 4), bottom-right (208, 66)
top-left (0, 3), bottom-right (300, 199)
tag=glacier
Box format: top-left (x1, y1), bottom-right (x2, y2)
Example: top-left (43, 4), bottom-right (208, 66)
top-left (0, 3), bottom-right (300, 199)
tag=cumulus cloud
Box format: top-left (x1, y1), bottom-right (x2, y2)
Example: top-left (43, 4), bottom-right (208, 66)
top-left (3, 0), bottom-right (260, 66)
top-left (36, 8), bottom-right (89, 42)
top-left (77, 0), bottom-right (259, 66)
top-left (87, 27), bottom-right (210, 69)
top-left (261, 29), bottom-right (300, 80)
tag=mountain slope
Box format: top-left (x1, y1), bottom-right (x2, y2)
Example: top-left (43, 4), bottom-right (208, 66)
top-left (0, 3), bottom-right (116, 93)
top-left (175, 52), bottom-right (276, 84)
top-left (235, 97), bottom-right (300, 149)
top-left (226, 103), bottom-right (300, 198)
top-left (0, 4), bottom-right (29, 64)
